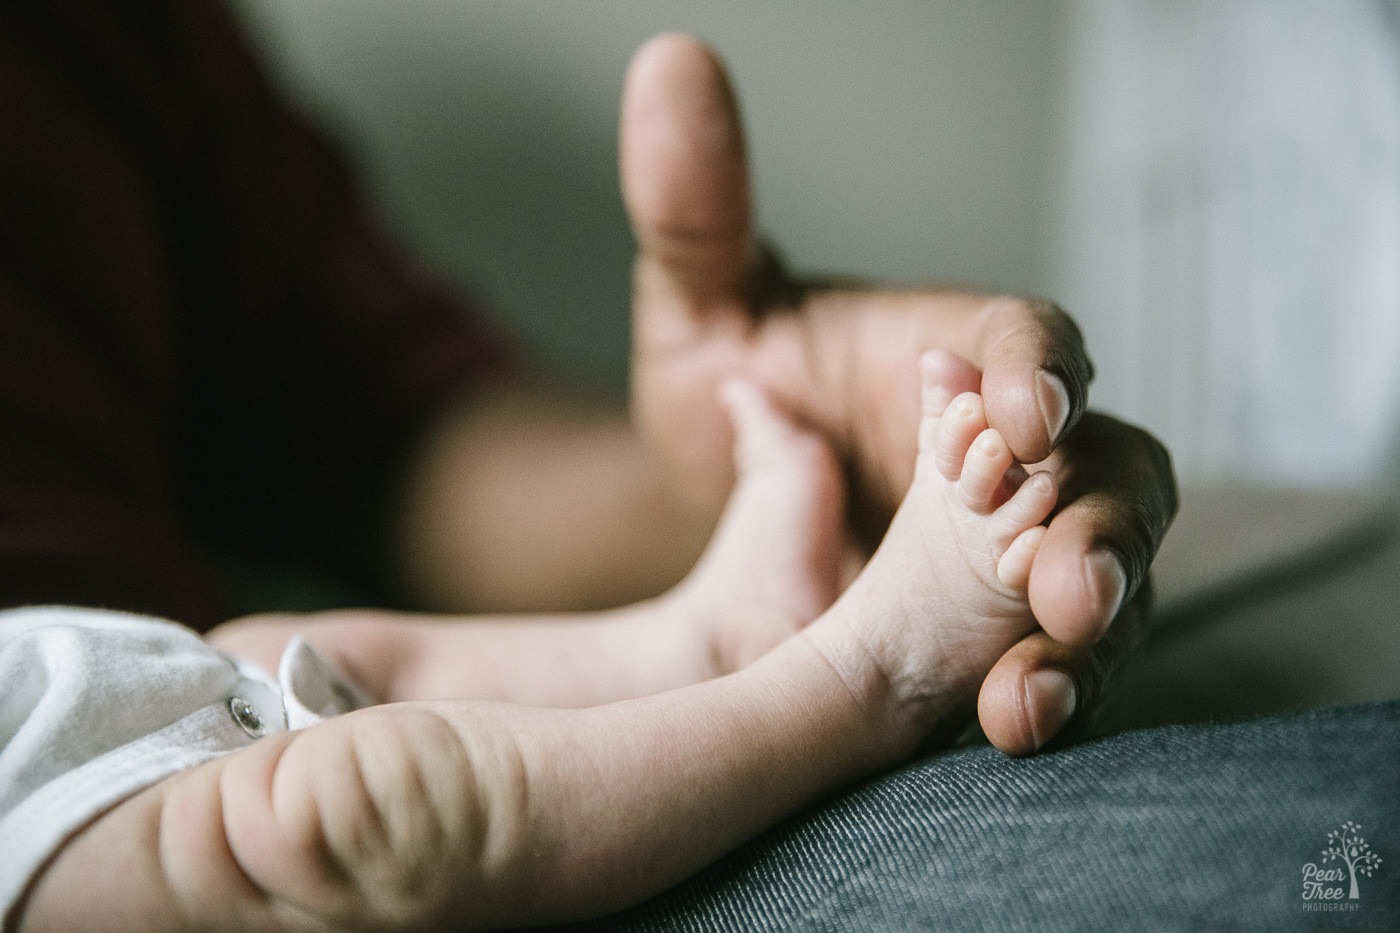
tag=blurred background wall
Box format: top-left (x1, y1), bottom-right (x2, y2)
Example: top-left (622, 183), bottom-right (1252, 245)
top-left (231, 0), bottom-right (1400, 492)
top-left (1051, 0), bottom-right (1400, 489)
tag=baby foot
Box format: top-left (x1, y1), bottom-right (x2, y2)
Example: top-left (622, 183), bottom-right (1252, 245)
top-left (668, 378), bottom-right (847, 676)
top-left (806, 353), bottom-right (1058, 741)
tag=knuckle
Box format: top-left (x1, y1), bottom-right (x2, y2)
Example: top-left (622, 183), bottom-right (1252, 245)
top-left (981, 295), bottom-right (1094, 390)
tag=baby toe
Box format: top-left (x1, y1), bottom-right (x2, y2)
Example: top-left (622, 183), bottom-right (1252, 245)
top-left (996, 525), bottom-right (1046, 593)
top-left (721, 378), bottom-right (802, 475)
top-left (925, 392), bottom-right (987, 482)
top-left (919, 351), bottom-right (961, 421)
top-left (990, 470), bottom-right (1058, 546)
top-left (957, 427), bottom-right (1013, 511)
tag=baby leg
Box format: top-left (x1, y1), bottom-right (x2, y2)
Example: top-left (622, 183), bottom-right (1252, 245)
top-left (667, 379), bottom-right (848, 675)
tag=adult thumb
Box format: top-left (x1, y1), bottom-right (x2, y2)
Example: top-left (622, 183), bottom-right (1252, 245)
top-left (620, 33), bottom-right (757, 313)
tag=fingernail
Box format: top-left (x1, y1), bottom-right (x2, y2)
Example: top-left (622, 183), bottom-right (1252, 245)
top-left (1085, 550), bottom-right (1128, 638)
top-left (1035, 370), bottom-right (1071, 446)
top-left (1025, 668), bottom-right (1077, 751)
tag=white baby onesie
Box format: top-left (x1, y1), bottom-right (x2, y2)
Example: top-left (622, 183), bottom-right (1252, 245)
top-left (0, 606), bottom-right (370, 924)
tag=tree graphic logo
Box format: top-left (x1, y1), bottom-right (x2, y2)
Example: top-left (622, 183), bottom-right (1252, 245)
top-left (1301, 821), bottom-right (1383, 903)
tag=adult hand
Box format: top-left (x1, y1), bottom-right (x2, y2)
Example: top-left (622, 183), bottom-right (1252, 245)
top-left (621, 34), bottom-right (1177, 754)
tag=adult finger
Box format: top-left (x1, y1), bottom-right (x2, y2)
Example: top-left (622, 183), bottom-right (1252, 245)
top-left (977, 581), bottom-right (1155, 756)
top-left (620, 33), bottom-right (758, 317)
top-left (1028, 411), bottom-right (1177, 649)
top-left (975, 296), bottom-right (1095, 463)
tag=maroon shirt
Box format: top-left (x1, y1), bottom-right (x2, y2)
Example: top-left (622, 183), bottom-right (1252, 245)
top-left (0, 2), bottom-right (509, 630)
